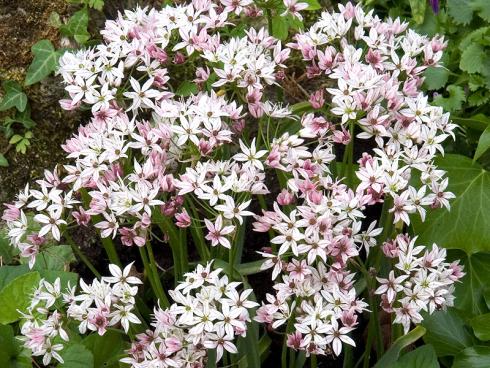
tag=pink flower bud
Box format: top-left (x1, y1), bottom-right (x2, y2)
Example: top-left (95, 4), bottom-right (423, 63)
top-left (173, 52), bottom-right (185, 64)
top-left (309, 89), bottom-right (325, 109)
top-left (277, 189), bottom-right (294, 205)
top-left (175, 209), bottom-right (191, 228)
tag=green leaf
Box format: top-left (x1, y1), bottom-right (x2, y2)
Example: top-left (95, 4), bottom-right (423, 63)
top-left (0, 81), bottom-right (27, 112)
top-left (423, 67), bottom-right (449, 90)
top-left (25, 40), bottom-right (60, 86)
top-left (411, 154), bottom-right (490, 254)
top-left (433, 85), bottom-right (465, 112)
top-left (60, 343), bottom-right (94, 368)
top-left (471, 313), bottom-right (490, 341)
top-left (472, 0), bottom-right (490, 22)
top-left (83, 330), bottom-right (123, 368)
top-left (0, 325), bottom-right (32, 367)
top-left (474, 125), bottom-right (490, 161)
top-left (452, 346), bottom-right (490, 368)
top-left (9, 134), bottom-right (23, 145)
top-left (0, 154), bottom-right (8, 167)
top-left (60, 8), bottom-right (90, 44)
top-left (88, 0), bottom-right (104, 10)
top-left (0, 272), bottom-right (40, 324)
top-left (271, 15), bottom-right (289, 41)
top-left (393, 345), bottom-right (439, 368)
top-left (447, 0), bottom-right (474, 24)
top-left (32, 244), bottom-right (76, 271)
top-left (460, 44), bottom-right (487, 74)
top-left (303, 0), bottom-right (321, 11)
top-left (373, 326), bottom-right (426, 367)
top-left (175, 81), bottom-right (198, 97)
top-left (0, 265), bottom-right (30, 291)
top-left (453, 252), bottom-right (490, 316)
top-left (409, 0), bottom-right (427, 24)
top-left (422, 310), bottom-right (474, 357)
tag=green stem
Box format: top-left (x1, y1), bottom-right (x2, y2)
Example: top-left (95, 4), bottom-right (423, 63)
top-left (346, 121), bottom-right (355, 187)
top-left (266, 8), bottom-right (273, 35)
top-left (64, 232), bottom-right (101, 278)
top-left (310, 355), bottom-right (317, 368)
top-left (139, 246), bottom-right (169, 307)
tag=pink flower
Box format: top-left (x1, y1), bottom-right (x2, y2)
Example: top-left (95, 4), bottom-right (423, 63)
top-left (175, 209), bottom-right (191, 228)
top-left (204, 215), bottom-right (235, 249)
top-left (2, 203), bottom-right (20, 221)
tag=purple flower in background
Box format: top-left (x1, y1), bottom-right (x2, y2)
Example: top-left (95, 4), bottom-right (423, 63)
top-left (429, 0), bottom-right (439, 14)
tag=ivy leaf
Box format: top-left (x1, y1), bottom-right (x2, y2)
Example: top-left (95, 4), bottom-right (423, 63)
top-left (393, 345), bottom-right (439, 368)
top-left (447, 0), bottom-right (474, 24)
top-left (452, 346), bottom-right (490, 368)
top-left (433, 85), bottom-right (465, 112)
top-left (32, 244), bottom-right (76, 271)
top-left (0, 325), bottom-right (32, 368)
top-left (0, 153), bottom-right (8, 167)
top-left (474, 125), bottom-right (490, 161)
top-left (60, 343), bottom-right (94, 368)
top-left (460, 44), bottom-right (486, 74)
top-left (422, 309), bottom-right (474, 357)
top-left (83, 330), bottom-right (124, 368)
top-left (0, 272), bottom-right (40, 324)
top-left (470, 313), bottom-right (490, 341)
top-left (0, 80), bottom-right (27, 112)
top-left (452, 251), bottom-right (490, 316)
top-left (25, 40), bottom-right (60, 86)
top-left (175, 81), bottom-right (198, 97)
top-left (60, 8), bottom-right (90, 44)
top-left (423, 67), bottom-right (449, 90)
top-left (271, 15), bottom-right (289, 40)
top-left (412, 154), bottom-right (490, 254)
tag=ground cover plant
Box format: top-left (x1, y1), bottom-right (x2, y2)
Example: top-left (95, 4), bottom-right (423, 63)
top-left (1, 0), bottom-right (489, 367)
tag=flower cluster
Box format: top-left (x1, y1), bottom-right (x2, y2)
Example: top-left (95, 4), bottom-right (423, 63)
top-left (289, 3), bottom-right (456, 223)
top-left (1, 1), bottom-right (464, 365)
top-left (376, 234), bottom-right (464, 333)
top-left (19, 264), bottom-right (141, 365)
top-left (253, 180), bottom-right (375, 356)
top-left (122, 263), bottom-right (258, 366)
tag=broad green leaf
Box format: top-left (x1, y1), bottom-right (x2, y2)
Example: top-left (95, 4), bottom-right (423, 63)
top-left (60, 343), bottom-right (94, 368)
top-left (88, 0), bottom-right (104, 10)
top-left (0, 81), bottom-right (27, 112)
top-left (433, 85), bottom-right (465, 112)
top-left (175, 81), bottom-right (198, 97)
top-left (0, 153), bottom-right (7, 167)
top-left (409, 0), bottom-right (427, 24)
top-left (411, 154), bottom-right (490, 254)
top-left (393, 345), bottom-right (439, 368)
top-left (474, 125), bottom-right (490, 161)
top-left (472, 0), bottom-right (490, 22)
top-left (83, 330), bottom-right (124, 368)
top-left (422, 310), bottom-right (474, 357)
top-left (0, 272), bottom-right (40, 324)
top-left (271, 15), bottom-right (289, 40)
top-left (471, 313), bottom-right (490, 341)
top-left (423, 67), bottom-right (449, 90)
top-left (0, 325), bottom-right (32, 367)
top-left (0, 265), bottom-right (77, 296)
top-left (303, 0), bottom-right (321, 11)
top-left (0, 230), bottom-right (13, 260)
top-left (453, 252), bottom-right (490, 316)
top-left (25, 40), bottom-right (60, 86)
top-left (374, 326), bottom-right (426, 368)
top-left (460, 44), bottom-right (487, 74)
top-left (33, 244), bottom-right (76, 271)
top-left (373, 326), bottom-right (426, 367)
top-left (452, 346), bottom-right (490, 368)
top-left (60, 8), bottom-right (90, 44)
top-left (447, 0), bottom-right (473, 24)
